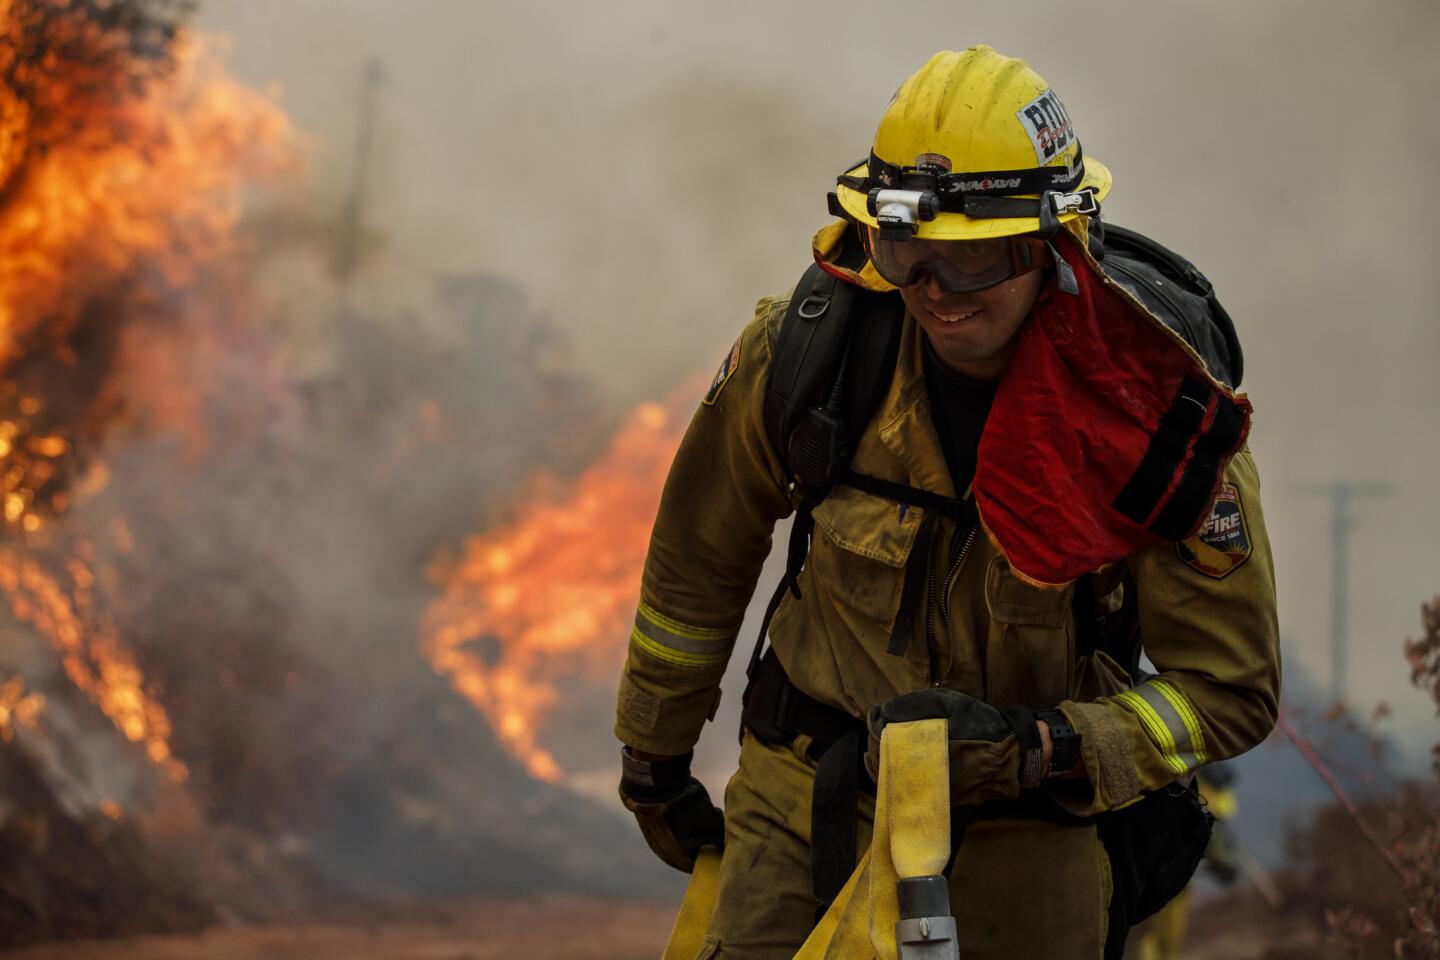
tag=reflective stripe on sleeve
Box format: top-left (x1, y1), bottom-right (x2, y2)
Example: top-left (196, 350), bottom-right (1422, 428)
top-left (630, 600), bottom-right (736, 668)
top-left (1113, 679), bottom-right (1207, 777)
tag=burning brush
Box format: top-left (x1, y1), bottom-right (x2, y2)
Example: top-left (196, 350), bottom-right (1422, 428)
top-left (0, 0), bottom-right (289, 772)
top-left (0, 0), bottom-right (294, 938)
top-left (422, 397), bottom-right (690, 788)
top-left (0, 0), bottom-right (679, 941)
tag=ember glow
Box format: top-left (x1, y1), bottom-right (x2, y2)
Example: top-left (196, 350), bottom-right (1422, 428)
top-left (0, 672), bottom-right (43, 742)
top-left (0, 545), bottom-right (185, 778)
top-left (0, 414), bottom-right (65, 535)
top-left (422, 400), bottom-right (689, 783)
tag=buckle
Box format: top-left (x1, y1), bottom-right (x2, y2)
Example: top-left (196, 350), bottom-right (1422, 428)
top-left (1050, 188), bottom-right (1099, 217)
top-left (797, 295), bottom-right (830, 320)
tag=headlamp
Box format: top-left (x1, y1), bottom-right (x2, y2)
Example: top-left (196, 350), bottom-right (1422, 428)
top-left (866, 188), bottom-right (940, 240)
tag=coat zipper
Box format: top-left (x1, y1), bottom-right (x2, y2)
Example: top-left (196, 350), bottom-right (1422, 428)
top-left (926, 522), bottom-right (979, 687)
top-left (925, 556), bottom-right (940, 686)
top-left (941, 524), bottom-right (979, 623)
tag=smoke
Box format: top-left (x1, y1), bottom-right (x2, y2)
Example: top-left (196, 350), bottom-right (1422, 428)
top-left (52, 221), bottom-right (675, 903)
top-left (193, 0), bottom-right (1440, 754)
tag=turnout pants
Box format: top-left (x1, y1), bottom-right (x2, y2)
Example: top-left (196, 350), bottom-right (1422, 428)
top-left (701, 731), bottom-right (1114, 960)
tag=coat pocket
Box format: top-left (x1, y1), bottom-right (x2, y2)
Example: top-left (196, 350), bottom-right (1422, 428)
top-left (804, 485), bottom-right (921, 633)
top-left (810, 482), bottom-right (923, 567)
top-left (984, 557), bottom-right (1075, 706)
top-left (986, 559), bottom-right (1074, 626)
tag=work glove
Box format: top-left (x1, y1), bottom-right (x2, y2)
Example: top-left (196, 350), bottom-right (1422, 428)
top-left (865, 689), bottom-right (1044, 808)
top-left (618, 747), bottom-right (725, 873)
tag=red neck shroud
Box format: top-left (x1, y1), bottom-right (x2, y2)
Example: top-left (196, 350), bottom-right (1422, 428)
top-left (973, 231), bottom-right (1252, 587)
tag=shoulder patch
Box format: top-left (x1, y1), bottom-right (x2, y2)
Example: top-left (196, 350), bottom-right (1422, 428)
top-left (1176, 482), bottom-right (1251, 578)
top-left (702, 336), bottom-right (742, 407)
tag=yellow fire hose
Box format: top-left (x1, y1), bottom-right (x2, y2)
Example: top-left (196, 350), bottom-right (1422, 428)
top-left (661, 846), bottom-right (723, 960)
top-left (662, 718), bottom-right (955, 960)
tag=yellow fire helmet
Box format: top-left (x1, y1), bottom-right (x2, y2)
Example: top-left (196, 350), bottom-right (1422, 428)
top-left (830, 46), bottom-right (1113, 242)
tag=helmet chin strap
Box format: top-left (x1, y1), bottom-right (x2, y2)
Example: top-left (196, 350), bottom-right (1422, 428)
top-left (1037, 191), bottom-right (1079, 295)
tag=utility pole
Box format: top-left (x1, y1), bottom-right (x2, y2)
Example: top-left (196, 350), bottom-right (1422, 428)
top-left (336, 59), bottom-right (384, 319)
top-left (1295, 480), bottom-right (1396, 704)
top-left (299, 59), bottom-right (382, 421)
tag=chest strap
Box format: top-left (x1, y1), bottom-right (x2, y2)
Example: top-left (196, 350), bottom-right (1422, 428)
top-left (838, 468), bottom-right (978, 525)
top-left (836, 471), bottom-right (977, 659)
top-left (744, 470), bottom-right (978, 694)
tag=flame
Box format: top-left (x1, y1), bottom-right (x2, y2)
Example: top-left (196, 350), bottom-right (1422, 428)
top-left (422, 400), bottom-right (689, 783)
top-left (0, 545), bottom-right (185, 779)
top-left (0, 4), bottom-right (292, 534)
top-left (0, 2), bottom-right (294, 780)
top-left (0, 415), bottom-right (71, 535)
top-left (0, 673), bottom-right (43, 741)
top-left (0, 17), bottom-right (292, 357)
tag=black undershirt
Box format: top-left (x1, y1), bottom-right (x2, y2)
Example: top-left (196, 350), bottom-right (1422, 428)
top-left (921, 335), bottom-right (998, 497)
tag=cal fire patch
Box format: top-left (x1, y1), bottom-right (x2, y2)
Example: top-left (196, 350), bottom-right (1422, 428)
top-left (702, 336), bottom-right (742, 406)
top-left (1177, 483), bottom-right (1251, 578)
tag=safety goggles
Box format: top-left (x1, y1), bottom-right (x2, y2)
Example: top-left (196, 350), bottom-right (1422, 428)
top-left (863, 228), bottom-right (1050, 294)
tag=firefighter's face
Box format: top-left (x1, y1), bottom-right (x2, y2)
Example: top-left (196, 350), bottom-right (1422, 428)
top-left (899, 266), bottom-right (1045, 380)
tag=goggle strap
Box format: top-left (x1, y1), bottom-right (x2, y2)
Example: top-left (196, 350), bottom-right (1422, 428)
top-left (956, 190), bottom-right (1101, 222)
top-left (837, 190), bottom-right (1100, 225)
top-left (840, 145), bottom-right (1087, 200)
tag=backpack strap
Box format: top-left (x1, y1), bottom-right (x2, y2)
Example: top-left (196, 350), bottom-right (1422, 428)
top-left (746, 260), bottom-right (977, 689)
top-left (744, 263), bottom-right (905, 690)
top-left (763, 263), bottom-right (857, 482)
top-left (838, 469), bottom-right (977, 525)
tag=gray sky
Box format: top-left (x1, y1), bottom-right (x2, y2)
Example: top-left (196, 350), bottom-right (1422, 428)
top-left (197, 0), bottom-right (1440, 757)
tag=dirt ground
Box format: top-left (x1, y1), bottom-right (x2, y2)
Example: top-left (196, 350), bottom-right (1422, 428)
top-left (0, 893), bottom-right (1327, 960)
top-left (0, 899), bottom-right (677, 960)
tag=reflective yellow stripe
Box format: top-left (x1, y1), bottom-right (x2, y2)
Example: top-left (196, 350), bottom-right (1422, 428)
top-left (1115, 689), bottom-right (1189, 776)
top-left (638, 600), bottom-right (733, 643)
top-left (632, 601), bottom-right (736, 667)
top-left (1115, 680), bottom-right (1206, 775)
top-left (630, 627), bottom-right (730, 668)
top-left (1151, 678), bottom-right (1207, 766)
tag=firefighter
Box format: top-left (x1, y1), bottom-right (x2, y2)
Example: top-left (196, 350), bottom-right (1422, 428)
top-left (615, 46), bottom-right (1279, 960)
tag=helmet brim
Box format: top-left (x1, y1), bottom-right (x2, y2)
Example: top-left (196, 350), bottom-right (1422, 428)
top-left (833, 155), bottom-right (1113, 241)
